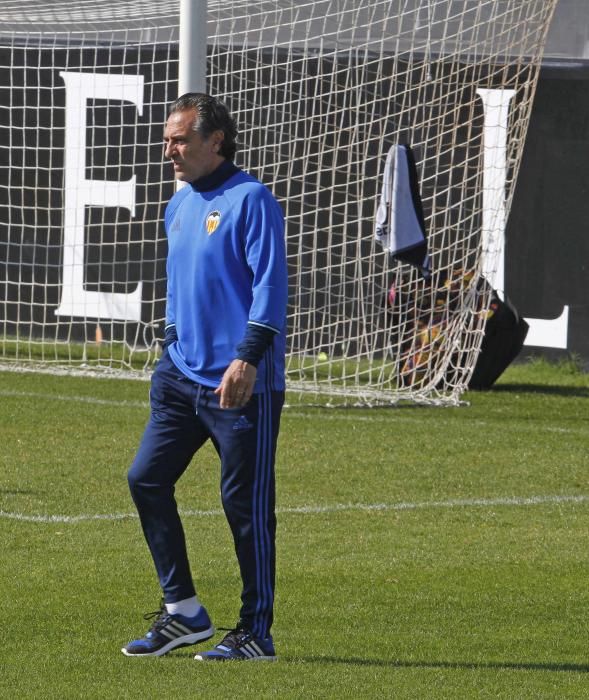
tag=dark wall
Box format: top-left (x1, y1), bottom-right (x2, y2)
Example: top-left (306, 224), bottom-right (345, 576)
top-left (1, 45), bottom-right (587, 363)
top-left (506, 62), bottom-right (589, 362)
top-left (0, 44), bottom-right (175, 346)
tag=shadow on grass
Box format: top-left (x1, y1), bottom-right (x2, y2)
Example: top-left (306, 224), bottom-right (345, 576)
top-left (165, 650), bottom-right (589, 673)
top-left (292, 656), bottom-right (589, 673)
top-left (472, 384), bottom-right (589, 399)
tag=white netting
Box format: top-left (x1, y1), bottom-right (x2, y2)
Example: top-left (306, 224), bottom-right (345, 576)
top-left (0, 0), bottom-right (557, 405)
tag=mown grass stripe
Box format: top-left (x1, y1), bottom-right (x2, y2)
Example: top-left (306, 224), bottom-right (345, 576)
top-left (1, 390), bottom-right (586, 436)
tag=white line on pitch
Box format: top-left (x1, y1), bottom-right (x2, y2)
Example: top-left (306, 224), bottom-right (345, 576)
top-left (0, 494), bottom-right (587, 525)
top-left (0, 389), bottom-right (148, 409)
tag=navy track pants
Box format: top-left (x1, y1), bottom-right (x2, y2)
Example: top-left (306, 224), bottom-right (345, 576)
top-left (128, 350), bottom-right (284, 639)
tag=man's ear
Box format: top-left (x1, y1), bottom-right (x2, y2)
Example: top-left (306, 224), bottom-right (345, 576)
top-left (212, 129), bottom-right (224, 153)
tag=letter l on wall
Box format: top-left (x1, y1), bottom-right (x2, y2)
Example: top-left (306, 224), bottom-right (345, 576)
top-left (55, 71), bottom-right (144, 322)
top-left (477, 87), bottom-right (569, 350)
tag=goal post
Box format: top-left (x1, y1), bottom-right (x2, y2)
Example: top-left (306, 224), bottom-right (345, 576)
top-left (0, 1), bottom-right (558, 405)
top-left (178, 0), bottom-right (207, 97)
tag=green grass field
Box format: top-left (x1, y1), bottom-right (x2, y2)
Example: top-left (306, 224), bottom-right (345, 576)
top-left (1, 359), bottom-right (588, 698)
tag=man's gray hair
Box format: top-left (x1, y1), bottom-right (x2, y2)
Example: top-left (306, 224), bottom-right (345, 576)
top-left (168, 93), bottom-right (238, 161)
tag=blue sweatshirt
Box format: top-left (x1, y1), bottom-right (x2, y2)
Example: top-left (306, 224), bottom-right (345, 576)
top-left (164, 162), bottom-right (287, 392)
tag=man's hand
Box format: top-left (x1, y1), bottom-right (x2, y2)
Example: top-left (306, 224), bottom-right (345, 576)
top-left (215, 359), bottom-right (257, 409)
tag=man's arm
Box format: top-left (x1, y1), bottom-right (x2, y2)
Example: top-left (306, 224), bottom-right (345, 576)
top-left (215, 324), bottom-right (277, 408)
top-left (215, 186), bottom-right (287, 409)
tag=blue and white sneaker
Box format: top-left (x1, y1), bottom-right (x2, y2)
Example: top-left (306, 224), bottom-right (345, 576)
top-left (122, 602), bottom-right (215, 657)
top-left (195, 625), bottom-right (276, 662)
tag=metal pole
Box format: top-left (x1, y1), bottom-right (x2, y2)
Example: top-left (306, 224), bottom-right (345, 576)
top-left (178, 0), bottom-right (207, 97)
top-left (176, 0), bottom-right (207, 189)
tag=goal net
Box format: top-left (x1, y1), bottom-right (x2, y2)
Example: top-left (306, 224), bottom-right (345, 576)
top-left (0, 0), bottom-right (557, 405)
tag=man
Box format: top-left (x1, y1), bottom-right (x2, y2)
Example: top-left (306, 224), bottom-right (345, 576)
top-left (122, 93), bottom-right (287, 662)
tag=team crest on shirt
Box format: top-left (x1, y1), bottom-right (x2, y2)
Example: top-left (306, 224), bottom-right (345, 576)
top-left (206, 210), bottom-right (221, 234)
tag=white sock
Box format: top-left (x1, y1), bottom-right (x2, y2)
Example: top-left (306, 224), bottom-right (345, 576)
top-left (165, 595), bottom-right (201, 618)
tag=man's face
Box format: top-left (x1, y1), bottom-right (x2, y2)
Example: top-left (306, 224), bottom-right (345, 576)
top-left (163, 108), bottom-right (224, 182)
